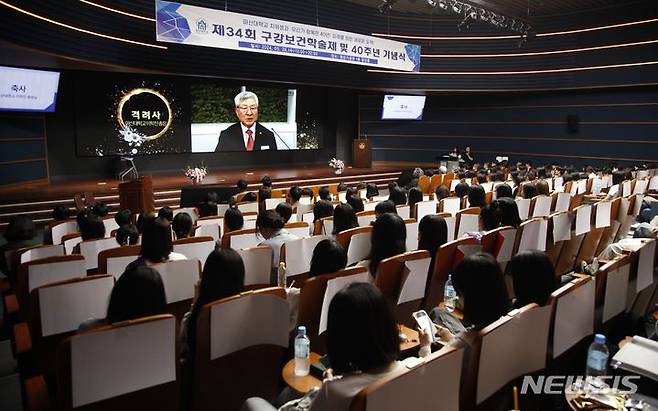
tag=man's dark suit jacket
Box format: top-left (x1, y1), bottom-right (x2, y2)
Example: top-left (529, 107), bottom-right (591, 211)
top-left (214, 122), bottom-right (277, 152)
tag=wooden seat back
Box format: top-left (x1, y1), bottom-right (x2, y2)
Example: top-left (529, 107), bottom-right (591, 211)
top-left (173, 236), bottom-right (216, 267)
top-left (98, 245), bottom-right (140, 279)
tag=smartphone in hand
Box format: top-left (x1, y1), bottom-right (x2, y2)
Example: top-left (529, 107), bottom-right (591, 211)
top-left (412, 310), bottom-right (436, 342)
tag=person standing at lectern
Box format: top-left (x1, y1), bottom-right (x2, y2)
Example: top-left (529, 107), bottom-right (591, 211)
top-left (214, 91), bottom-right (277, 152)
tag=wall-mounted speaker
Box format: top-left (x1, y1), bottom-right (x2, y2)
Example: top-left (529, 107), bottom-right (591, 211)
top-left (566, 114), bottom-right (580, 134)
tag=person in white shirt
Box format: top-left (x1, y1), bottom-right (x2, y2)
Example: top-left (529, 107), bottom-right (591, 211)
top-left (257, 210), bottom-right (299, 283)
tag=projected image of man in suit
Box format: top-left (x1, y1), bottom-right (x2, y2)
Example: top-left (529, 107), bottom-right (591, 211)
top-left (214, 91), bottom-right (277, 152)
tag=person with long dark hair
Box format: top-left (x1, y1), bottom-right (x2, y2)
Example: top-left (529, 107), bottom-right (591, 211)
top-left (509, 250), bottom-right (558, 308)
top-left (124, 217), bottom-right (187, 272)
top-left (346, 195), bottom-right (364, 213)
top-left (257, 210), bottom-right (298, 279)
top-left (407, 187), bottom-right (423, 219)
top-left (497, 197), bottom-right (522, 228)
top-left (418, 214), bottom-right (448, 281)
top-left (309, 239), bottom-right (347, 278)
top-left (359, 213), bottom-right (406, 279)
top-left (332, 203), bottom-right (358, 235)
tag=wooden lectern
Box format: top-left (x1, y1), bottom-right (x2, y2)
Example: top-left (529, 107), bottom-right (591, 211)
top-left (352, 139), bottom-right (371, 168)
top-left (118, 175), bottom-right (154, 214)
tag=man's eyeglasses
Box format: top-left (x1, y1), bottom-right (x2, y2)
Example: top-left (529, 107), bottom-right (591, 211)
top-left (237, 105), bottom-right (258, 112)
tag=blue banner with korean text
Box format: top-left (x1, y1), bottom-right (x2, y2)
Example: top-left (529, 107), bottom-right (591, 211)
top-left (155, 0), bottom-right (420, 72)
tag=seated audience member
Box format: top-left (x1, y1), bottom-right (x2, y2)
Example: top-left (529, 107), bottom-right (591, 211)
top-left (246, 283), bottom-right (421, 411)
top-left (80, 265), bottom-right (167, 331)
top-left (495, 183), bottom-right (513, 199)
top-left (236, 178), bottom-right (248, 193)
top-left (345, 187), bottom-right (357, 200)
top-left (258, 186), bottom-right (272, 206)
top-left (388, 186), bottom-right (407, 206)
top-left (173, 212), bottom-right (194, 240)
top-left (52, 205), bottom-right (71, 222)
top-left (365, 183), bottom-right (379, 200)
top-left (313, 200), bottom-right (334, 222)
top-left (467, 185), bottom-right (486, 208)
top-left (224, 207), bottom-right (244, 232)
top-left (0, 216), bottom-right (40, 274)
top-left (309, 239), bottom-right (347, 278)
top-left (360, 213), bottom-right (406, 279)
top-left (318, 186), bottom-right (332, 201)
top-left (522, 183), bottom-right (537, 199)
top-left (432, 253), bottom-right (510, 373)
top-left (158, 206), bottom-right (174, 222)
top-left (454, 182), bottom-right (469, 199)
top-left (261, 175), bottom-right (272, 188)
top-left (92, 202), bottom-right (109, 217)
top-left (114, 208), bottom-right (132, 227)
top-left (356, 181), bottom-right (367, 191)
top-left (435, 185), bottom-right (450, 202)
top-left (346, 195), bottom-right (364, 213)
top-left (136, 210), bottom-right (156, 234)
top-left (418, 215), bottom-right (448, 281)
top-left (275, 202), bottom-right (293, 224)
top-left (288, 186), bottom-right (303, 208)
top-left (80, 214), bottom-right (106, 241)
top-left (180, 248), bottom-right (244, 368)
top-left (242, 192), bottom-right (258, 202)
top-left (374, 200), bottom-right (397, 217)
top-left (125, 217), bottom-right (186, 272)
top-left (407, 187), bottom-right (423, 218)
top-left (497, 197), bottom-right (522, 228)
top-left (605, 170), bottom-right (627, 199)
top-left (198, 192), bottom-right (219, 218)
top-left (301, 187), bottom-right (315, 199)
top-left (116, 224), bottom-right (139, 246)
top-left (476, 173), bottom-right (487, 184)
top-left (536, 179), bottom-right (550, 196)
top-left (332, 203), bottom-right (358, 235)
top-left (76, 209), bottom-right (90, 233)
top-left (509, 250), bottom-right (558, 308)
top-left (337, 182), bottom-right (348, 193)
top-left (257, 210), bottom-right (299, 277)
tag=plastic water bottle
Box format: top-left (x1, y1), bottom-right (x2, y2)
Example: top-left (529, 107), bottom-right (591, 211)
top-left (444, 275), bottom-right (457, 313)
top-left (586, 334), bottom-right (609, 378)
top-left (294, 326), bottom-right (310, 376)
top-left (277, 262), bottom-right (286, 288)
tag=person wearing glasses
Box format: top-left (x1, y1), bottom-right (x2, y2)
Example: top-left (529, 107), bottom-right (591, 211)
top-left (214, 90), bottom-right (277, 152)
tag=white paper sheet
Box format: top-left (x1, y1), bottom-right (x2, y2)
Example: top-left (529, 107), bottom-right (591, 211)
top-left (457, 213), bottom-right (479, 238)
top-left (481, 182), bottom-right (494, 192)
top-left (316, 219), bottom-right (334, 236)
top-left (577, 179), bottom-right (588, 195)
top-left (398, 258), bottom-right (431, 304)
top-left (552, 213), bottom-right (572, 243)
top-left (649, 176), bottom-right (658, 190)
top-left (416, 201), bottom-right (437, 222)
top-left (633, 179), bottom-right (648, 195)
top-left (237, 202), bottom-right (259, 213)
top-left (195, 223), bottom-right (220, 242)
top-left (622, 181), bottom-right (632, 197)
top-left (531, 196), bottom-right (552, 218)
top-left (449, 179), bottom-right (460, 192)
top-left (80, 238), bottom-right (118, 270)
top-left (554, 177), bottom-right (564, 192)
top-left (357, 213), bottom-right (377, 227)
top-left (604, 174), bottom-right (614, 188)
top-left (575, 205), bottom-right (592, 236)
top-left (286, 224), bottom-right (312, 239)
top-left (363, 201), bottom-right (377, 212)
top-left (152, 259), bottom-right (200, 304)
top-left (28, 259), bottom-right (87, 292)
top-left (20, 245), bottom-right (64, 264)
top-left (237, 247), bottom-right (273, 286)
top-left (569, 181), bottom-right (579, 196)
top-left (347, 232), bottom-right (372, 265)
top-left (230, 232), bottom-right (262, 250)
top-left (595, 201), bottom-right (612, 228)
top-left (602, 265), bottom-right (630, 323)
top-left (611, 336), bottom-right (658, 380)
top-left (496, 229), bottom-right (517, 263)
top-left (444, 216), bottom-right (456, 242)
top-left (72, 317), bottom-right (176, 407)
top-left (405, 221), bottom-right (419, 252)
top-left (552, 279), bottom-right (595, 358)
top-left (102, 219), bottom-right (119, 238)
top-left (591, 178), bottom-right (604, 195)
top-left (284, 235), bottom-right (330, 276)
top-left (210, 294), bottom-right (289, 359)
top-left (173, 239), bottom-right (216, 267)
top-left (265, 197), bottom-right (286, 210)
top-left (515, 198), bottom-right (531, 221)
top-left (39, 276), bottom-right (113, 337)
top-left (64, 236), bottom-right (82, 255)
top-left (441, 197), bottom-right (462, 217)
top-left (555, 192), bottom-right (571, 212)
top-left (107, 255), bottom-right (139, 280)
top-left (636, 240), bottom-right (656, 292)
top-left (518, 219), bottom-right (548, 252)
top-left (396, 205), bottom-right (411, 219)
top-left (319, 271), bottom-right (370, 334)
top-left (51, 220), bottom-right (79, 245)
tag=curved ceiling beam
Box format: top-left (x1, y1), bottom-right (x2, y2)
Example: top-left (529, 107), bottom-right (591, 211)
top-left (422, 39), bottom-right (658, 58)
top-left (79, 0), bottom-right (155, 22)
top-left (368, 60), bottom-right (658, 75)
top-left (372, 18), bottom-right (658, 40)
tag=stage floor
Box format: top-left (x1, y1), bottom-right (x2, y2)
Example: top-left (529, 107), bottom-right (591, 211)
top-left (0, 161), bottom-right (409, 203)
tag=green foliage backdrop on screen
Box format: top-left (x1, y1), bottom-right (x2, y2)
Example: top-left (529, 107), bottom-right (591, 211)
top-left (191, 85), bottom-right (288, 123)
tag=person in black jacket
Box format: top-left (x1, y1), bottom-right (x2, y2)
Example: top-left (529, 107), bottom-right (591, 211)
top-left (214, 91), bottom-right (277, 152)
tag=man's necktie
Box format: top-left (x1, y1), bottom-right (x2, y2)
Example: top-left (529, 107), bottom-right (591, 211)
top-left (246, 129), bottom-right (254, 151)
